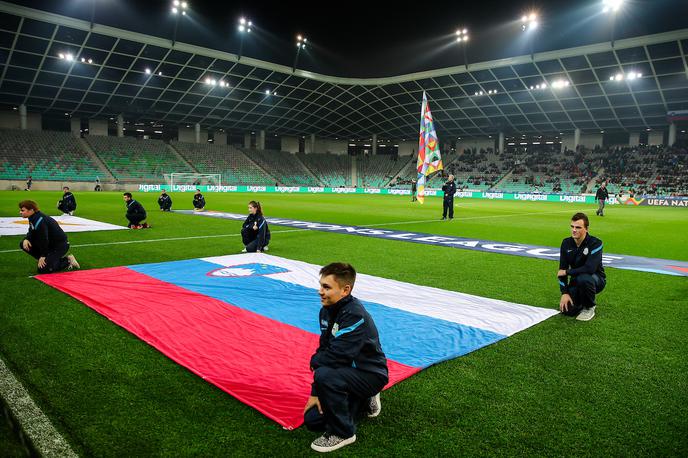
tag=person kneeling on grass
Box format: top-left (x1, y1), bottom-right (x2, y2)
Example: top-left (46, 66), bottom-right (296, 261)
top-left (158, 189), bottom-right (172, 211)
top-left (193, 189), bottom-right (206, 212)
top-left (123, 192), bottom-right (149, 229)
top-left (557, 212), bottom-right (606, 321)
top-left (304, 263), bottom-right (388, 453)
top-left (241, 200), bottom-right (270, 253)
top-left (18, 200), bottom-right (79, 273)
top-left (57, 186), bottom-right (77, 215)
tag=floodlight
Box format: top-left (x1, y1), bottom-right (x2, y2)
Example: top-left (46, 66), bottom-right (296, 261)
top-left (66, 53), bottom-right (74, 61)
top-left (145, 68), bottom-right (151, 74)
top-left (265, 89), bottom-right (271, 95)
top-left (603, 0), bottom-right (623, 13)
top-left (88, 58), bottom-right (92, 64)
top-left (158, 71), bottom-right (163, 76)
top-left (174, 0), bottom-right (179, 5)
top-left (58, 53), bottom-right (65, 59)
top-left (172, 7), bottom-right (178, 14)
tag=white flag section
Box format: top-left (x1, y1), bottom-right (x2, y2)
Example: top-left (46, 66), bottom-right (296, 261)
top-left (202, 253), bottom-right (558, 345)
top-left (0, 215), bottom-right (127, 236)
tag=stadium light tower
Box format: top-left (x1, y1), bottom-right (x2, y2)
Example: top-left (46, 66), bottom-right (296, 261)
top-left (237, 17), bottom-right (253, 61)
top-left (455, 28), bottom-right (469, 69)
top-left (602, 0), bottom-right (624, 47)
top-left (171, 1), bottom-right (189, 46)
top-left (293, 35), bottom-right (307, 72)
top-left (521, 12), bottom-right (538, 59)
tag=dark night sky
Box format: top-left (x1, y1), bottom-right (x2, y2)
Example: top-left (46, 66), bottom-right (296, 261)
top-left (7, 0), bottom-right (688, 77)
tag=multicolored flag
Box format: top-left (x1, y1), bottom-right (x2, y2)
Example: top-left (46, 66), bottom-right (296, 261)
top-left (416, 91), bottom-right (443, 203)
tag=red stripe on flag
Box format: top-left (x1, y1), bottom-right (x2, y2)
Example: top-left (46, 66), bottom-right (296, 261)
top-left (36, 267), bottom-right (419, 429)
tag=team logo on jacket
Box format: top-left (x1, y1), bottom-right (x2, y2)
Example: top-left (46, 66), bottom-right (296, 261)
top-left (207, 263), bottom-right (289, 277)
top-left (583, 247), bottom-right (589, 255)
top-left (331, 323), bottom-right (339, 337)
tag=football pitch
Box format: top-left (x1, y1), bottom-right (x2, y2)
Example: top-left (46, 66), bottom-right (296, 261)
top-left (1, 191), bottom-right (686, 456)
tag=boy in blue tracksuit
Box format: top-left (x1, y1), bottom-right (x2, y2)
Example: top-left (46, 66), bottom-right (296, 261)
top-left (557, 212), bottom-right (606, 321)
top-left (303, 263), bottom-right (388, 453)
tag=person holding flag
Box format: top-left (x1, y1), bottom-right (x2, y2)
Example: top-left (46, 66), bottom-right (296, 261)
top-left (415, 91), bottom-right (443, 204)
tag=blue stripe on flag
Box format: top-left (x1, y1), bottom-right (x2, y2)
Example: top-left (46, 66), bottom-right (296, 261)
top-left (129, 259), bottom-right (506, 368)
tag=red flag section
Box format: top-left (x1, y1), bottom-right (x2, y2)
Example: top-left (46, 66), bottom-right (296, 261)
top-left (36, 267), bottom-right (419, 429)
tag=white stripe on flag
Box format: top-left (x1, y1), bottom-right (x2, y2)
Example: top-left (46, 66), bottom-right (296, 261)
top-left (201, 254), bottom-right (557, 337)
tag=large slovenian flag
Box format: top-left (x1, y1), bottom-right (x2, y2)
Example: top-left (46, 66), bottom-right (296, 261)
top-left (35, 254), bottom-right (556, 430)
top-left (416, 91), bottom-right (444, 204)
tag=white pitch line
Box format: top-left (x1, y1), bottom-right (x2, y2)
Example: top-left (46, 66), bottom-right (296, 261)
top-left (0, 208), bottom-right (574, 254)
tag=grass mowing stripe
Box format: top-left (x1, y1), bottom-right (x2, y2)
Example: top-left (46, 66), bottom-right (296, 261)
top-left (0, 356), bottom-right (77, 457)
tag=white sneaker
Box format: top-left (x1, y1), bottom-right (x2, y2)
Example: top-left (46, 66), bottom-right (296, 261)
top-left (241, 248), bottom-right (247, 253)
top-left (576, 306), bottom-right (596, 321)
top-left (66, 254), bottom-right (80, 270)
top-left (263, 245), bottom-right (269, 252)
top-left (367, 392), bottom-right (381, 418)
top-left (311, 434), bottom-right (356, 453)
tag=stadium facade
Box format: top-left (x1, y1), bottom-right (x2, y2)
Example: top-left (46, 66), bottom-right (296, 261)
top-left (0, 1), bottom-right (687, 156)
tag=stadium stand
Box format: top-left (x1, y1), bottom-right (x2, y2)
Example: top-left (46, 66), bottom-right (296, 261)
top-left (297, 152), bottom-right (353, 187)
top-left (356, 154), bottom-right (408, 188)
top-left (86, 136), bottom-right (193, 182)
top-left (242, 149), bottom-right (321, 186)
top-left (0, 129), bottom-right (101, 182)
top-left (594, 145), bottom-right (688, 196)
top-left (171, 141), bottom-right (275, 185)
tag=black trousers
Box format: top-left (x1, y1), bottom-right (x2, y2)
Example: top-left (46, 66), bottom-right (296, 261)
top-left (20, 241), bottom-right (69, 273)
top-left (563, 273), bottom-right (606, 316)
top-left (442, 198), bottom-right (454, 218)
top-left (304, 366), bottom-right (387, 438)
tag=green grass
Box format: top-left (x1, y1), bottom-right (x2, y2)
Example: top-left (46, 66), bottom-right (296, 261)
top-left (0, 191), bottom-right (687, 456)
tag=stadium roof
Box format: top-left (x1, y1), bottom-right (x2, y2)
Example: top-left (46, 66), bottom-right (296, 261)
top-left (1, 1), bottom-right (687, 140)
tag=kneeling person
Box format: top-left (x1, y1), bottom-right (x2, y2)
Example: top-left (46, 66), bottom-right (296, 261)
top-left (123, 192), bottom-right (148, 229)
top-left (193, 189), bottom-right (205, 211)
top-left (557, 212), bottom-right (606, 321)
top-left (18, 200), bottom-right (79, 273)
top-left (158, 190), bottom-right (172, 211)
top-left (57, 186), bottom-right (77, 215)
top-left (304, 263), bottom-right (388, 453)
top-left (241, 201), bottom-right (270, 252)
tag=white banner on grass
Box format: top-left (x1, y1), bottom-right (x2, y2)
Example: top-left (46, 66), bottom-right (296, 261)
top-left (0, 215), bottom-right (127, 236)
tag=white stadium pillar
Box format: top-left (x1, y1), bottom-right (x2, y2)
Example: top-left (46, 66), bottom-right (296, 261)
top-left (19, 104), bottom-right (27, 130)
top-left (259, 130), bottom-right (266, 150)
top-left (195, 123), bottom-right (201, 144)
top-left (310, 134), bottom-right (316, 154)
top-left (574, 128), bottom-right (581, 149)
top-left (117, 114), bottom-right (124, 137)
top-left (629, 132), bottom-right (640, 146)
top-left (498, 132), bottom-right (504, 154)
top-left (372, 133), bottom-right (378, 155)
top-left (244, 132), bottom-right (251, 149)
top-left (668, 122), bottom-right (676, 147)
